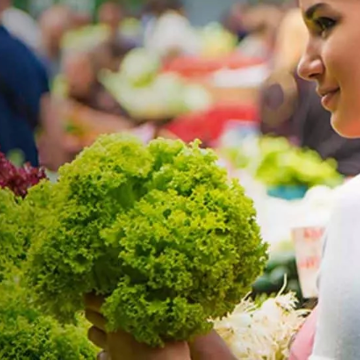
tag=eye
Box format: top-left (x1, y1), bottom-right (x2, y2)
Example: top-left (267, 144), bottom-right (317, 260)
top-left (315, 17), bottom-right (337, 37)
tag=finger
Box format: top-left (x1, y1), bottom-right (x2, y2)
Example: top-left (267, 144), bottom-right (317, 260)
top-left (84, 293), bottom-right (104, 312)
top-left (189, 330), bottom-right (237, 360)
top-left (147, 341), bottom-right (191, 360)
top-left (88, 326), bottom-right (108, 349)
top-left (97, 350), bottom-right (111, 360)
top-left (85, 309), bottom-right (107, 331)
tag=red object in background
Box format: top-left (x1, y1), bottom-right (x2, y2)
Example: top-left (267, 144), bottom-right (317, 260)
top-left (162, 54), bottom-right (263, 79)
top-left (165, 104), bottom-right (258, 146)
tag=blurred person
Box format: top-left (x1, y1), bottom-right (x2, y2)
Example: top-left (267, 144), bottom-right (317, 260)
top-left (59, 49), bottom-right (135, 160)
top-left (223, 3), bottom-right (249, 43)
top-left (38, 5), bottom-right (74, 80)
top-left (59, 49), bottom-right (174, 157)
top-left (259, 8), bottom-right (308, 138)
top-left (259, 8), bottom-right (360, 177)
top-left (72, 11), bottom-right (92, 29)
top-left (143, 0), bottom-right (200, 59)
top-left (98, 1), bottom-right (139, 47)
top-left (237, 4), bottom-right (283, 59)
top-left (1, 1), bottom-right (41, 50)
top-left (92, 38), bottom-right (136, 72)
top-left (98, 1), bottom-right (124, 39)
top-left (62, 49), bottom-right (130, 118)
top-left (0, 0), bottom-right (65, 170)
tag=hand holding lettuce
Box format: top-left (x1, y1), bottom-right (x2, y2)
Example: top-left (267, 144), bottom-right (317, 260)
top-left (24, 134), bottom-right (267, 347)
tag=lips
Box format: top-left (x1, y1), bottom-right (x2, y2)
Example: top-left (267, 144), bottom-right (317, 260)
top-left (317, 87), bottom-right (340, 111)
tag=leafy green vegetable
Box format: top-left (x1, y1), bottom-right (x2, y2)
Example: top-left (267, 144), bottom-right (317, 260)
top-left (255, 137), bottom-right (343, 188)
top-left (0, 165), bottom-right (96, 360)
top-left (0, 281), bottom-right (97, 360)
top-left (25, 134), bottom-right (267, 347)
top-left (0, 189), bottom-right (24, 282)
top-left (0, 180), bottom-right (55, 284)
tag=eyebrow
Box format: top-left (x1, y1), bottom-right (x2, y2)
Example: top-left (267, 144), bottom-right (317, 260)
top-left (304, 3), bottom-right (327, 19)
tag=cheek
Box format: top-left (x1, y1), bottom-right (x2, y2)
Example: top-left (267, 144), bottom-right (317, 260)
top-left (331, 89), bottom-right (360, 138)
top-left (323, 36), bottom-right (360, 137)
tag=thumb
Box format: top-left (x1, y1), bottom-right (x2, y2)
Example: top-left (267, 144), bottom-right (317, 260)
top-left (97, 350), bottom-right (111, 360)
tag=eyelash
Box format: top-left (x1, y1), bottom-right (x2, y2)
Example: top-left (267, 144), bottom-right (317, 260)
top-left (314, 17), bottom-right (337, 37)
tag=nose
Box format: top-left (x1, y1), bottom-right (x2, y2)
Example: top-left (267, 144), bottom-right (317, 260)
top-left (297, 45), bottom-right (324, 81)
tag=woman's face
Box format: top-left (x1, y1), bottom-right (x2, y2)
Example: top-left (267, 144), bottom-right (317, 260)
top-left (298, 0), bottom-right (360, 138)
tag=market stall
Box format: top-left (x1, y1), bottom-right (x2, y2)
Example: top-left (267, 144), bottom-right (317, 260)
top-left (0, 129), bottom-right (345, 359)
top-left (1, 4), bottom-right (345, 358)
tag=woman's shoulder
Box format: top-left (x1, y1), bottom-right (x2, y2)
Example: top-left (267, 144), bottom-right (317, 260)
top-left (333, 175), bottom-right (360, 211)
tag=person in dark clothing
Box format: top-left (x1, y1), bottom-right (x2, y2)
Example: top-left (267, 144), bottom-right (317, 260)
top-left (0, 29), bottom-right (46, 166)
top-left (260, 71), bottom-right (360, 177)
top-left (0, 0), bottom-right (64, 169)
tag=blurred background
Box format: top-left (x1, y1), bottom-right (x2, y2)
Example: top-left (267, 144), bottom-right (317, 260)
top-left (1, 0), bottom-right (358, 304)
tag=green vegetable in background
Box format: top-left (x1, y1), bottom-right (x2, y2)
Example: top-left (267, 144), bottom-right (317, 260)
top-left (0, 180), bottom-right (95, 359)
top-left (255, 137), bottom-right (343, 188)
top-left (120, 48), bottom-right (160, 87)
top-left (0, 181), bottom-right (54, 283)
top-left (61, 24), bottom-right (110, 53)
top-left (25, 134), bottom-right (267, 347)
top-left (252, 249), bottom-right (303, 306)
top-left (0, 281), bottom-right (97, 360)
top-left (100, 48), bottom-right (213, 120)
top-left (6, 149), bottom-right (25, 167)
top-left (0, 189), bottom-right (23, 282)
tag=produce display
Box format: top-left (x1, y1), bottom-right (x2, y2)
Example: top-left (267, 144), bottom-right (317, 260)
top-left (199, 22), bottom-right (237, 57)
top-left (167, 104), bottom-right (258, 145)
top-left (255, 137), bottom-right (343, 189)
top-left (252, 248), bottom-right (302, 304)
top-left (100, 48), bottom-right (213, 120)
top-left (0, 5), bottom-right (341, 358)
top-left (223, 136), bottom-right (343, 199)
top-left (24, 134), bottom-right (267, 347)
top-left (119, 17), bottom-right (142, 42)
top-left (162, 54), bottom-right (263, 78)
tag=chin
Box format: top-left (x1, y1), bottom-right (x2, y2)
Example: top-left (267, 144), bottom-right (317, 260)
top-left (331, 113), bottom-right (360, 139)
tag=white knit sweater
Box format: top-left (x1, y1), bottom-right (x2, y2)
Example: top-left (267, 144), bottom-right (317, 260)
top-left (310, 175), bottom-right (360, 359)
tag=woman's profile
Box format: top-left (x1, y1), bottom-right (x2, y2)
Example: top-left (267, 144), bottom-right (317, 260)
top-left (294, 0), bottom-right (360, 359)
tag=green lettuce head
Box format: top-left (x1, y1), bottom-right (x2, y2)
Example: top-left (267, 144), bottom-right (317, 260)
top-left (26, 134), bottom-right (267, 347)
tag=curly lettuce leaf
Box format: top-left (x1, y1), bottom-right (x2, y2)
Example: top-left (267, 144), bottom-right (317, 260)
top-left (25, 134), bottom-right (267, 346)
